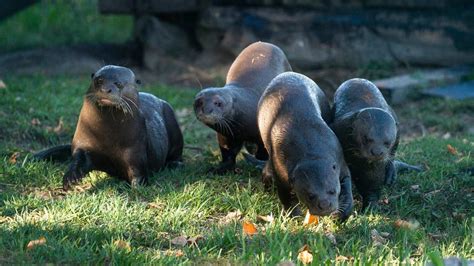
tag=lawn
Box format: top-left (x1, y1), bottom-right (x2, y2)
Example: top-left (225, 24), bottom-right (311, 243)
top-left (0, 75), bottom-right (472, 264)
top-left (0, 0), bottom-right (473, 264)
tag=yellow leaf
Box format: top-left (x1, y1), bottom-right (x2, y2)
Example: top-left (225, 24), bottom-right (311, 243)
top-left (242, 221), bottom-right (258, 236)
top-left (297, 245), bottom-right (313, 265)
top-left (113, 240), bottom-right (131, 252)
top-left (26, 236), bottom-right (46, 250)
top-left (256, 214), bottom-right (274, 223)
top-left (393, 219), bottom-right (419, 230)
top-left (9, 152), bottom-right (20, 164)
top-left (447, 144), bottom-right (458, 155)
top-left (303, 210), bottom-right (319, 226)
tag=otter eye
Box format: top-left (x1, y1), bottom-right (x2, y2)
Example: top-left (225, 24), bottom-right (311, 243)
top-left (95, 77), bottom-right (104, 86)
top-left (136, 79), bottom-right (141, 85)
top-left (114, 82), bottom-right (124, 89)
top-left (332, 164), bottom-right (336, 170)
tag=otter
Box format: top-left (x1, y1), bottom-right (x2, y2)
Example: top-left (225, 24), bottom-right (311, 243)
top-left (331, 78), bottom-right (422, 208)
top-left (193, 41), bottom-right (292, 174)
top-left (34, 65), bottom-right (183, 189)
top-left (258, 72), bottom-right (353, 220)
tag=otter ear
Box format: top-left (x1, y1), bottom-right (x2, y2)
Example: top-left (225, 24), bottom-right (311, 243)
top-left (136, 79), bottom-right (141, 85)
top-left (90, 73), bottom-right (95, 79)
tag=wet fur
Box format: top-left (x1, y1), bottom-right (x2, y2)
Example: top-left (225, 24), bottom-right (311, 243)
top-left (258, 72), bottom-right (353, 220)
top-left (36, 65), bottom-right (183, 189)
top-left (331, 78), bottom-right (418, 208)
top-left (193, 42), bottom-right (292, 174)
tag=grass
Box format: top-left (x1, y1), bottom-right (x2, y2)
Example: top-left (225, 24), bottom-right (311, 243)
top-left (0, 0), bottom-right (132, 53)
top-left (0, 0), bottom-right (473, 264)
top-left (0, 75), bottom-right (473, 264)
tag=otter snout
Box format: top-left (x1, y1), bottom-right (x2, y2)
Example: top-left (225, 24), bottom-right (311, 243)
top-left (307, 189), bottom-right (338, 216)
top-left (194, 94), bottom-right (226, 125)
top-left (364, 145), bottom-right (388, 161)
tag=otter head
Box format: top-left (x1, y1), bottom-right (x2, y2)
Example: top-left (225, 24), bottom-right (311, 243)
top-left (87, 65), bottom-right (141, 114)
top-left (291, 160), bottom-right (341, 216)
top-left (352, 108), bottom-right (397, 161)
top-left (193, 88), bottom-right (234, 126)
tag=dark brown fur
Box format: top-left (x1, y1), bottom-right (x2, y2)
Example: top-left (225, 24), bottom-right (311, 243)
top-left (331, 78), bottom-right (399, 208)
top-left (258, 72), bottom-right (353, 220)
top-left (55, 65), bottom-right (183, 189)
top-left (194, 42), bottom-right (292, 174)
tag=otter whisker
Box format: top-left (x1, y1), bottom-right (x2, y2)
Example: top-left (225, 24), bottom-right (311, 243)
top-left (123, 96), bottom-right (139, 111)
top-left (222, 118), bottom-right (235, 139)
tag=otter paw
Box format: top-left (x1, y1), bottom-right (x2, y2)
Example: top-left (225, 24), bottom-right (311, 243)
top-left (62, 171), bottom-right (83, 190)
top-left (288, 207), bottom-right (303, 217)
top-left (130, 176), bottom-right (146, 188)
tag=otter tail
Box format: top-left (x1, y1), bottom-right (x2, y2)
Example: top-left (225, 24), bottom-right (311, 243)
top-left (394, 160), bottom-right (424, 173)
top-left (33, 144), bottom-right (72, 162)
top-left (242, 152), bottom-right (266, 170)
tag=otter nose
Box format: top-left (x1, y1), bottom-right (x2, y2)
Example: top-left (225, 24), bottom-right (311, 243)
top-left (213, 99), bottom-right (223, 108)
top-left (101, 86), bottom-right (113, 94)
top-left (370, 147), bottom-right (384, 157)
top-left (318, 199), bottom-right (331, 210)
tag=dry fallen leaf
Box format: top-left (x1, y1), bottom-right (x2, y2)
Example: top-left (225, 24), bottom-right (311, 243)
top-left (411, 185), bottom-right (420, 190)
top-left (394, 219), bottom-right (419, 230)
top-left (336, 255), bottom-right (354, 262)
top-left (242, 221), bottom-right (258, 236)
top-left (0, 79), bottom-right (6, 89)
top-left (53, 117), bottom-right (64, 134)
top-left (447, 144), bottom-right (458, 155)
top-left (371, 229), bottom-right (387, 246)
top-left (303, 210), bottom-right (319, 226)
top-left (452, 212), bottom-right (466, 220)
top-left (297, 245), bottom-right (313, 265)
top-left (381, 198), bottom-right (389, 205)
top-left (424, 189), bottom-right (441, 198)
top-left (187, 235), bottom-right (204, 247)
top-left (171, 236), bottom-right (188, 247)
top-left (147, 202), bottom-right (164, 209)
top-left (26, 236), bottom-right (47, 250)
top-left (165, 249), bottom-right (184, 257)
top-left (113, 240), bottom-right (131, 252)
top-left (31, 118), bottom-right (41, 126)
top-left (9, 152), bottom-right (20, 164)
top-left (257, 214), bottom-right (274, 223)
top-left (220, 210), bottom-right (242, 225)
